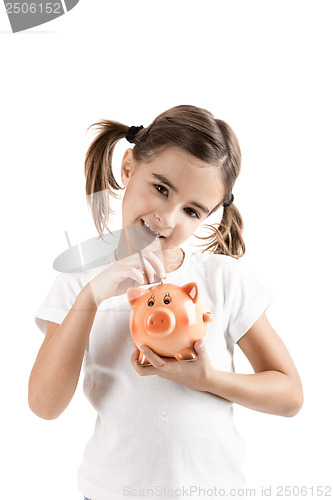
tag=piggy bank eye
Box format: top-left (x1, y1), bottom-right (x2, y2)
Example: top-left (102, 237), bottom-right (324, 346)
top-left (148, 299), bottom-right (155, 307)
top-left (163, 294), bottom-right (171, 305)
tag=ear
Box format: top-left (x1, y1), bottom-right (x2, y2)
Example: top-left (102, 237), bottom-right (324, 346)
top-left (121, 148), bottom-right (136, 187)
top-left (127, 287), bottom-right (147, 308)
top-left (181, 282), bottom-right (199, 303)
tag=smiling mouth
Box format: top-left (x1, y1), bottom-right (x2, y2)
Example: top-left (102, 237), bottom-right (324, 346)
top-left (141, 219), bottom-right (166, 239)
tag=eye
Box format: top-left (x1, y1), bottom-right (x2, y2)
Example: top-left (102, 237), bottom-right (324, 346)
top-left (184, 208), bottom-right (200, 219)
top-left (154, 184), bottom-right (200, 219)
top-left (154, 184), bottom-right (168, 196)
top-left (163, 294), bottom-right (171, 305)
top-left (148, 298), bottom-right (155, 307)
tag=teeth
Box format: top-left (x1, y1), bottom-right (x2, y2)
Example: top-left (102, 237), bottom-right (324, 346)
top-left (143, 220), bottom-right (163, 237)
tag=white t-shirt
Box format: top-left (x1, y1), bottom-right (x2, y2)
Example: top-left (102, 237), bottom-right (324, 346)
top-left (35, 248), bottom-right (275, 500)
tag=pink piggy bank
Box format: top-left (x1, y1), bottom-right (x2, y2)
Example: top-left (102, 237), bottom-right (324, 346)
top-left (127, 282), bottom-right (213, 366)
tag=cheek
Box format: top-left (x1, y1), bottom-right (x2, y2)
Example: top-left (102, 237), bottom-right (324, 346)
top-left (179, 314), bottom-right (190, 327)
top-left (179, 304), bottom-right (196, 327)
top-left (124, 185), bottom-right (151, 213)
top-left (180, 219), bottom-right (201, 235)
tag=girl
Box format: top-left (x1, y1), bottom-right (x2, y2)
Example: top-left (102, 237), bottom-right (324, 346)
top-left (29, 105), bottom-right (303, 500)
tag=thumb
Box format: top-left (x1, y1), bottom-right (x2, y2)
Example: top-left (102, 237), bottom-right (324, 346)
top-left (195, 338), bottom-right (205, 352)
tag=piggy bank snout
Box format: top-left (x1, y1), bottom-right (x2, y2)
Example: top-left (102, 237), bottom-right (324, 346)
top-left (146, 308), bottom-right (176, 338)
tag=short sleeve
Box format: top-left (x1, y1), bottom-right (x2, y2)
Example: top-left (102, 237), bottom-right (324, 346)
top-left (35, 272), bottom-right (87, 335)
top-left (225, 260), bottom-right (275, 344)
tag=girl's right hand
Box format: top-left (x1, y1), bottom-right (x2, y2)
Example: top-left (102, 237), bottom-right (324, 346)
top-left (87, 250), bottom-right (166, 306)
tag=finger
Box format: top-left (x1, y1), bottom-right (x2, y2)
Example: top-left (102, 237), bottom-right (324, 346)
top-left (112, 263), bottom-right (145, 286)
top-left (130, 347), bottom-right (140, 363)
top-left (130, 352), bottom-right (158, 377)
top-left (194, 339), bottom-right (206, 356)
top-left (128, 268), bottom-right (146, 286)
top-left (136, 365), bottom-right (157, 376)
top-left (141, 255), bottom-right (157, 284)
top-left (140, 346), bottom-right (166, 368)
top-left (139, 253), bottom-right (154, 284)
top-left (122, 251), bottom-right (165, 283)
top-left (130, 348), bottom-right (152, 374)
top-left (135, 253), bottom-right (155, 285)
top-left (133, 346), bottom-right (139, 355)
top-left (140, 251), bottom-right (166, 282)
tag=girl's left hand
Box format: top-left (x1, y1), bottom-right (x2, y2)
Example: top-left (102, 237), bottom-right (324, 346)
top-left (130, 340), bottom-right (213, 392)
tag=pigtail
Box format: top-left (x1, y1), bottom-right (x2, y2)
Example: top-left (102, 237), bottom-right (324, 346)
top-left (194, 116), bottom-right (246, 258)
top-left (84, 120), bottom-right (128, 237)
top-left (194, 204), bottom-right (245, 258)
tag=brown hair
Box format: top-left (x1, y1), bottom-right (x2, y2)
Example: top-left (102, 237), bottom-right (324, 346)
top-left (85, 104), bottom-right (245, 258)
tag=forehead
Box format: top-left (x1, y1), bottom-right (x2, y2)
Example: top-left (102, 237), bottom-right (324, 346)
top-left (141, 147), bottom-right (225, 205)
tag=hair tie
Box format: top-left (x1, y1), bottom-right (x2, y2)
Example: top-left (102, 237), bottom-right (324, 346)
top-left (223, 193), bottom-right (234, 208)
top-left (126, 120), bottom-right (157, 144)
top-left (141, 120), bottom-right (157, 142)
top-left (126, 125), bottom-right (144, 143)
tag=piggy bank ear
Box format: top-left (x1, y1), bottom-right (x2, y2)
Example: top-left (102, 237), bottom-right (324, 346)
top-left (181, 282), bottom-right (199, 303)
top-left (127, 287), bottom-right (147, 308)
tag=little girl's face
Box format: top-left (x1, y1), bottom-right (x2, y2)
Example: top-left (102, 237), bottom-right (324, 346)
top-left (120, 147), bottom-right (225, 249)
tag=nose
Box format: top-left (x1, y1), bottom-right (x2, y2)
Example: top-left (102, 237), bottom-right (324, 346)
top-left (154, 207), bottom-right (178, 231)
top-left (146, 308), bottom-right (176, 337)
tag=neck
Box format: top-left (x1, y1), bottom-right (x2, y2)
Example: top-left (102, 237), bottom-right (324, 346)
top-left (162, 247), bottom-right (185, 273)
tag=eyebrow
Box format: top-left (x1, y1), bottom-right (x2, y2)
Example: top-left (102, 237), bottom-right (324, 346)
top-left (152, 173), bottom-right (210, 214)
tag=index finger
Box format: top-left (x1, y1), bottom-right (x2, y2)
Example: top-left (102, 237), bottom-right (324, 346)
top-left (139, 250), bottom-right (166, 282)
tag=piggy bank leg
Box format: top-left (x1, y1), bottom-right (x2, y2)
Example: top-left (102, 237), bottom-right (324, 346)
top-left (175, 347), bottom-right (197, 361)
top-left (138, 349), bottom-right (152, 366)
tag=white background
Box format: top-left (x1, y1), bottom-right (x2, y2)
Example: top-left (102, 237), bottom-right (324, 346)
top-left (1, 1), bottom-right (332, 499)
